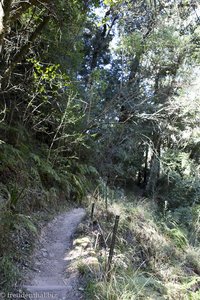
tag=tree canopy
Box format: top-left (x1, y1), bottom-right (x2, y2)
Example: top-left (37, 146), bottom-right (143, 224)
top-left (0, 0), bottom-right (199, 203)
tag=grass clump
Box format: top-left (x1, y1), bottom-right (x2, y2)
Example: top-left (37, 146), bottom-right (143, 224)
top-left (81, 188), bottom-right (200, 300)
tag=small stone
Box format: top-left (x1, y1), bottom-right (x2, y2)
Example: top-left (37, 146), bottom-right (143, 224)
top-left (41, 248), bottom-right (48, 252)
top-left (66, 285), bottom-right (73, 291)
top-left (42, 252), bottom-right (48, 258)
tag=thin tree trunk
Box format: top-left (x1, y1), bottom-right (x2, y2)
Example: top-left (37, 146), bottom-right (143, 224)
top-left (145, 137), bottom-right (161, 196)
top-left (0, 0), bottom-right (12, 53)
top-left (143, 144), bottom-right (149, 185)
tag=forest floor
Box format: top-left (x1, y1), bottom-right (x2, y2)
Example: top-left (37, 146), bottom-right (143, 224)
top-left (23, 208), bottom-right (86, 300)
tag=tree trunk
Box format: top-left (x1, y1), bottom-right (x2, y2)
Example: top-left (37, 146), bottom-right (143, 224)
top-left (143, 144), bottom-right (149, 185)
top-left (145, 137), bottom-right (161, 196)
top-left (0, 0), bottom-right (12, 53)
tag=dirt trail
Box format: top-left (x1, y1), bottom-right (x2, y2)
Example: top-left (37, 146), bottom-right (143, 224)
top-left (24, 208), bottom-right (86, 300)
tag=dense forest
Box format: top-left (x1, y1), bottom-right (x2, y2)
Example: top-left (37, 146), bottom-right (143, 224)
top-left (0, 0), bottom-right (200, 299)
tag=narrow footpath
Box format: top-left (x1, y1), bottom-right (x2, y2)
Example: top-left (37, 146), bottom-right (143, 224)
top-left (24, 208), bottom-right (86, 300)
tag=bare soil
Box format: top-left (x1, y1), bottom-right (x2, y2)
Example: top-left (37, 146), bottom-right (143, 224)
top-left (24, 208), bottom-right (86, 300)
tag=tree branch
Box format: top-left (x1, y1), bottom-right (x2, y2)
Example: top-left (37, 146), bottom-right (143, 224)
top-left (10, 0), bottom-right (50, 22)
top-left (1, 14), bottom-right (50, 89)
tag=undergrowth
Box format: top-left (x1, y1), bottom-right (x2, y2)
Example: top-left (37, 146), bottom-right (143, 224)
top-left (0, 130), bottom-right (96, 294)
top-left (79, 186), bottom-right (200, 300)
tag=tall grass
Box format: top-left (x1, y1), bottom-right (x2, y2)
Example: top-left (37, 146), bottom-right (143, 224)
top-left (82, 187), bottom-right (200, 300)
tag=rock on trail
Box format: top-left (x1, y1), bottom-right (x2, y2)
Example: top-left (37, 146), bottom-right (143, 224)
top-left (24, 208), bottom-right (86, 300)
